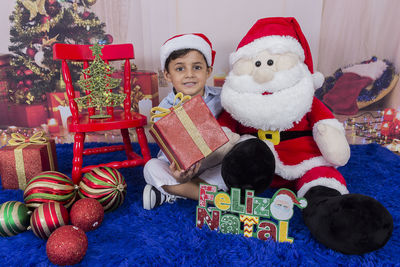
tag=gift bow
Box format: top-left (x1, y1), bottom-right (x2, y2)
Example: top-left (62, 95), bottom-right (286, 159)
top-left (8, 131), bottom-right (48, 146)
top-left (150, 92), bottom-right (191, 123)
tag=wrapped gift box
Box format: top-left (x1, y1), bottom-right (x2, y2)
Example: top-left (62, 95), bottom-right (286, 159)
top-left (46, 92), bottom-right (79, 128)
top-left (8, 103), bottom-right (48, 127)
top-left (0, 133), bottom-right (58, 190)
top-left (132, 70), bottom-right (159, 107)
top-left (0, 54), bottom-right (11, 80)
top-left (149, 95), bottom-right (228, 170)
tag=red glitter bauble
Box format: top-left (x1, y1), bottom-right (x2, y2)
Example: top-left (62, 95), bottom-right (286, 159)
top-left (70, 198), bottom-right (104, 232)
top-left (82, 11), bottom-right (90, 19)
top-left (46, 225), bottom-right (88, 266)
top-left (26, 47), bottom-right (37, 58)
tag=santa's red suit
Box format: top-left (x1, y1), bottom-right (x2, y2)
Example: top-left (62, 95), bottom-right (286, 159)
top-left (218, 96), bottom-right (349, 197)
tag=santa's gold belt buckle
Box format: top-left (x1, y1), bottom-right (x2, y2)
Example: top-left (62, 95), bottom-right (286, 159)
top-left (258, 129), bottom-right (280, 145)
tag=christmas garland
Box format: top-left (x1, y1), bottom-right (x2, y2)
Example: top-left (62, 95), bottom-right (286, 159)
top-left (10, 56), bottom-right (54, 81)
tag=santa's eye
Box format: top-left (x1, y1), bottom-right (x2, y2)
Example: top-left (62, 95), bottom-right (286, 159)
top-left (255, 61), bottom-right (261, 67)
top-left (267, 59), bottom-right (274, 66)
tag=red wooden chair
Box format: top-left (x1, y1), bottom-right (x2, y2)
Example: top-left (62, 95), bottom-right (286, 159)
top-left (53, 43), bottom-right (151, 185)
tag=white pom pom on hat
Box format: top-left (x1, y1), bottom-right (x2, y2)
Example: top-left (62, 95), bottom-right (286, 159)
top-left (160, 33), bottom-right (216, 71)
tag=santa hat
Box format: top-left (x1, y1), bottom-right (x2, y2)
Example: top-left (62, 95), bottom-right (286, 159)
top-left (160, 33), bottom-right (216, 71)
top-left (230, 17), bottom-right (324, 88)
top-left (273, 189), bottom-right (307, 208)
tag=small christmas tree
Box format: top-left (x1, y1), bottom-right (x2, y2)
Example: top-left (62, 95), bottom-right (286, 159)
top-left (75, 44), bottom-right (125, 119)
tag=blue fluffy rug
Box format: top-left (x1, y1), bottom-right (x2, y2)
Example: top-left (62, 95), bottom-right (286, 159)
top-left (0, 143), bottom-right (399, 266)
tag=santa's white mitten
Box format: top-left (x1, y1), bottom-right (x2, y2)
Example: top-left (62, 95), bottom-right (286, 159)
top-left (313, 122), bottom-right (350, 166)
top-left (199, 127), bottom-right (240, 171)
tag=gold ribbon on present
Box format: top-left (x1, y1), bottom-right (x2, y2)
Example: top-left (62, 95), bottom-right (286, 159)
top-left (150, 93), bottom-right (212, 160)
top-left (150, 92), bottom-right (191, 122)
top-left (8, 131), bottom-right (55, 190)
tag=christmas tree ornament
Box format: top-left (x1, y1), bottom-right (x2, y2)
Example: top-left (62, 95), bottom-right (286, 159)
top-left (34, 49), bottom-right (46, 69)
top-left (75, 44), bottom-right (125, 119)
top-left (45, 0), bottom-right (61, 17)
top-left (78, 167), bottom-right (127, 212)
top-left (70, 198), bottom-right (104, 232)
top-left (104, 34), bottom-right (113, 44)
top-left (26, 47), bottom-right (37, 58)
top-left (46, 225), bottom-right (88, 266)
top-left (82, 0), bottom-right (97, 7)
top-left (21, 0), bottom-right (48, 20)
top-left (0, 201), bottom-right (31, 237)
top-left (82, 11), bottom-right (90, 19)
top-left (30, 202), bottom-right (69, 239)
top-left (23, 171), bottom-right (77, 209)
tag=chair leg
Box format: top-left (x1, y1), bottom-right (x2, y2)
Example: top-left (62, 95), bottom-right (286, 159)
top-left (72, 132), bottom-right (85, 185)
top-left (121, 128), bottom-right (133, 160)
top-left (136, 127), bottom-right (151, 162)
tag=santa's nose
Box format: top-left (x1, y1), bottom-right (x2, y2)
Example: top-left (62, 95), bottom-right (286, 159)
top-left (253, 69), bottom-right (274, 84)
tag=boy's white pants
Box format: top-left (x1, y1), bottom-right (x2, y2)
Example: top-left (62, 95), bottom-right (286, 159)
top-left (143, 158), bottom-right (228, 196)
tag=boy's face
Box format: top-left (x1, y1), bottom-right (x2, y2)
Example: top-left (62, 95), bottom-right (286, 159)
top-left (164, 50), bottom-right (212, 97)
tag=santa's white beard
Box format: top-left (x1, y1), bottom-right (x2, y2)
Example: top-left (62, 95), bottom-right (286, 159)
top-left (221, 63), bottom-right (314, 131)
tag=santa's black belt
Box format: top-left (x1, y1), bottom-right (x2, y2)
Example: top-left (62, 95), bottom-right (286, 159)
top-left (251, 130), bottom-right (312, 145)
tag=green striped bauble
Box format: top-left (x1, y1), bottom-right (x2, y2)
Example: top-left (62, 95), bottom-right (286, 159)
top-left (0, 201), bottom-right (31, 237)
top-left (78, 167), bottom-right (127, 212)
top-left (23, 171), bottom-right (77, 209)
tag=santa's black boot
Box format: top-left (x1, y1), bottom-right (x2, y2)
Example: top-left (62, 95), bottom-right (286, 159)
top-left (221, 138), bottom-right (275, 195)
top-left (302, 185), bottom-right (393, 254)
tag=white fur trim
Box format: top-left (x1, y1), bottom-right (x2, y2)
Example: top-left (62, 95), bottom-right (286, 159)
top-left (297, 177), bottom-right (349, 198)
top-left (312, 71), bottom-right (324, 89)
top-left (313, 119), bottom-right (345, 135)
top-left (230, 35), bottom-right (305, 65)
top-left (299, 199), bottom-right (307, 208)
top-left (160, 34), bottom-right (212, 70)
top-left (263, 140), bottom-right (334, 179)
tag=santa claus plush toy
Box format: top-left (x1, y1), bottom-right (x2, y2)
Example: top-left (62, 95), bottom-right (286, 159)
top-left (218, 17), bottom-right (393, 254)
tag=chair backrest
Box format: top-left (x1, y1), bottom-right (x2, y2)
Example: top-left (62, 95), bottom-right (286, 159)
top-left (53, 43), bottom-right (135, 122)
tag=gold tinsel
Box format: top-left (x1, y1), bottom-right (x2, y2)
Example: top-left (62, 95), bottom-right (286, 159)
top-left (14, 2), bottom-right (64, 35)
top-left (14, 1), bottom-right (102, 37)
top-left (10, 56), bottom-right (55, 81)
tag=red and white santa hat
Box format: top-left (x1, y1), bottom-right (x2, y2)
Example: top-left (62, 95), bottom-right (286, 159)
top-left (273, 189), bottom-right (307, 208)
top-left (160, 33), bottom-right (216, 71)
top-left (230, 17), bottom-right (324, 88)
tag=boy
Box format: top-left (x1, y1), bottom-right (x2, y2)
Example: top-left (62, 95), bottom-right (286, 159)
top-left (143, 33), bottom-right (237, 210)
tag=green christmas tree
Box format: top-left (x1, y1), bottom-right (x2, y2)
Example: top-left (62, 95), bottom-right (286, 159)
top-left (75, 44), bottom-right (125, 119)
top-left (7, 0), bottom-right (112, 104)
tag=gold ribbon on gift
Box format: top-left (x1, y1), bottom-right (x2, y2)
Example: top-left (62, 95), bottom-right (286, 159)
top-left (150, 92), bottom-right (191, 122)
top-left (150, 93), bottom-right (212, 159)
top-left (8, 131), bottom-right (55, 190)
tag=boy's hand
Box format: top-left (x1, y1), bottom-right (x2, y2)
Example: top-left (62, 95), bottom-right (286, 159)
top-left (169, 161), bottom-right (201, 183)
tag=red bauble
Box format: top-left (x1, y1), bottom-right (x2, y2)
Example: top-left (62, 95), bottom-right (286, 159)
top-left (82, 11), bottom-right (90, 19)
top-left (70, 198), bottom-right (104, 232)
top-left (46, 225), bottom-right (88, 266)
top-left (41, 16), bottom-right (51, 24)
top-left (26, 47), bottom-right (37, 58)
top-left (24, 69), bottom-right (33, 75)
top-left (24, 79), bottom-right (33, 87)
top-left (105, 34), bottom-right (113, 44)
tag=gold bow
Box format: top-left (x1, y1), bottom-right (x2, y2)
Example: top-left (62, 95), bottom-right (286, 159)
top-left (21, 0), bottom-right (48, 21)
top-left (8, 131), bottom-right (48, 146)
top-left (150, 92), bottom-right (191, 123)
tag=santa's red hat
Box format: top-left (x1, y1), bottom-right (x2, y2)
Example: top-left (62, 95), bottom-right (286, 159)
top-left (160, 33), bottom-right (216, 71)
top-left (273, 189), bottom-right (307, 208)
top-left (230, 17), bottom-right (324, 88)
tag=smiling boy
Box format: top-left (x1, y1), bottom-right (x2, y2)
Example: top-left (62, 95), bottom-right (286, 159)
top-left (143, 33), bottom-right (232, 210)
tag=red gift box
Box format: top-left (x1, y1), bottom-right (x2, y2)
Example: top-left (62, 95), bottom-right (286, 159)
top-left (149, 94), bottom-right (228, 170)
top-left (0, 132), bottom-right (58, 190)
top-left (8, 103), bottom-right (48, 127)
top-left (46, 92), bottom-right (79, 127)
top-left (132, 70), bottom-right (159, 107)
